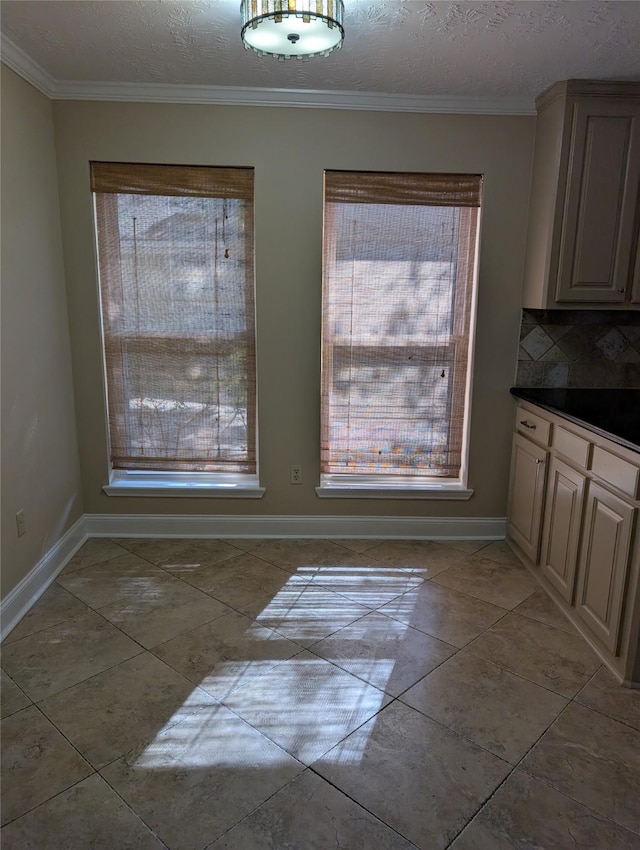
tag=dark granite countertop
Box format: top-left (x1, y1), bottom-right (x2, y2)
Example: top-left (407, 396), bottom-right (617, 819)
top-left (510, 387), bottom-right (640, 453)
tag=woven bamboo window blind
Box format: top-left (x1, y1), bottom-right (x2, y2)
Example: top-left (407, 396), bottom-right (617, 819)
top-left (321, 170), bottom-right (482, 479)
top-left (91, 162), bottom-right (256, 474)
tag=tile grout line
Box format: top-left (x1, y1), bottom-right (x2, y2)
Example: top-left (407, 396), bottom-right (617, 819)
top-left (441, 698), bottom-right (582, 848)
top-left (197, 768), bottom-right (313, 850)
top-left (90, 765), bottom-right (173, 849)
top-left (4, 555), bottom-right (249, 707)
top-left (0, 702), bottom-right (96, 829)
top-left (53, 552), bottom-right (243, 654)
top-left (303, 764), bottom-right (424, 849)
top-left (33, 656), bottom-right (222, 765)
top-left (302, 686), bottom-right (518, 849)
top-left (1, 620), bottom-right (149, 705)
top-left (5, 538), bottom-right (638, 847)
top-left (573, 680), bottom-right (640, 734)
top-left (0, 667), bottom-right (32, 718)
top-left (7, 544), bottom-right (584, 723)
top-left (53, 537), bottom-right (509, 634)
top-left (446, 692), bottom-right (640, 844)
top-left (512, 695), bottom-right (640, 838)
top-left (3, 539), bottom-right (604, 714)
top-left (440, 587), bottom-right (603, 703)
top-left (47, 690), bottom-right (305, 847)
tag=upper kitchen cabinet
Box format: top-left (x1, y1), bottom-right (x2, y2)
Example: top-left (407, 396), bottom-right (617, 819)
top-left (522, 80), bottom-right (640, 309)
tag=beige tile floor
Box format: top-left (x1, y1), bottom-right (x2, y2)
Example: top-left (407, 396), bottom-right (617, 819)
top-left (2, 537), bottom-right (640, 849)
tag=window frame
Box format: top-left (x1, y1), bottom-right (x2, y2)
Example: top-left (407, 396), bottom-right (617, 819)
top-left (91, 162), bottom-right (263, 498)
top-left (317, 169), bottom-right (482, 499)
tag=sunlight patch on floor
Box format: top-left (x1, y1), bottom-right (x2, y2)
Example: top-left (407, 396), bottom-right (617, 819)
top-left (133, 703), bottom-right (293, 770)
top-left (135, 565), bottom-right (417, 768)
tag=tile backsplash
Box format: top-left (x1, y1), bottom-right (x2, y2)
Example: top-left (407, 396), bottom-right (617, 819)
top-left (516, 309), bottom-right (640, 388)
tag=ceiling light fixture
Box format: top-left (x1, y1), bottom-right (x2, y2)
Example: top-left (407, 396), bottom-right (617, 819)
top-left (240, 0), bottom-right (344, 61)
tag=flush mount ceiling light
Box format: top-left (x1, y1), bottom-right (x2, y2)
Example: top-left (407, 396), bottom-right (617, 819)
top-left (240, 0), bottom-right (345, 61)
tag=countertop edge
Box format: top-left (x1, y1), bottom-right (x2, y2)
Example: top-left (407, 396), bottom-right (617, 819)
top-left (510, 387), bottom-right (640, 454)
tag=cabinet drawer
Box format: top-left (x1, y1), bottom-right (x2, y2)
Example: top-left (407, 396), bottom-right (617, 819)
top-left (552, 426), bottom-right (590, 468)
top-left (516, 406), bottom-right (551, 446)
top-left (591, 446), bottom-right (640, 499)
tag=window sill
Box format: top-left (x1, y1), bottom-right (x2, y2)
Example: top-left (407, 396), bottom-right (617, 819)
top-left (103, 473), bottom-right (265, 498)
top-left (315, 482), bottom-right (474, 500)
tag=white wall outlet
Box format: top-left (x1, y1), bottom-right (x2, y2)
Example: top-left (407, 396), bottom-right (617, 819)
top-left (16, 509), bottom-right (26, 537)
top-left (290, 464), bottom-right (303, 484)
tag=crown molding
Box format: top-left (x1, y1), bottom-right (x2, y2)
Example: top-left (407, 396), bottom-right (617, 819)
top-left (1, 33), bottom-right (535, 115)
top-left (536, 77), bottom-right (640, 111)
top-left (52, 79), bottom-right (535, 115)
top-left (1, 34), bottom-right (56, 96)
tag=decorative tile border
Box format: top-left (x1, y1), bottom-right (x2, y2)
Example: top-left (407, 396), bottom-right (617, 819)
top-left (516, 309), bottom-right (640, 388)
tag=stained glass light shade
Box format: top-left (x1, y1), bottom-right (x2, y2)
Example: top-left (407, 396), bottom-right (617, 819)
top-left (241, 0), bottom-right (344, 60)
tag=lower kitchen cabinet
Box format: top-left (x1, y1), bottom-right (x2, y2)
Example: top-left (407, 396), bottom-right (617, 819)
top-left (506, 433), bottom-right (548, 563)
top-left (539, 457), bottom-right (586, 603)
top-left (574, 482), bottom-right (635, 655)
top-left (507, 400), bottom-right (640, 686)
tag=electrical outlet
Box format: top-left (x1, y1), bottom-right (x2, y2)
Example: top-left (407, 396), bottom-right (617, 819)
top-left (290, 464), bottom-right (303, 484)
top-left (16, 509), bottom-right (26, 537)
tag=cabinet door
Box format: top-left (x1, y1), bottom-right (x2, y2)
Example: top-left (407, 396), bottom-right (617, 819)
top-left (539, 457), bottom-right (586, 603)
top-left (556, 98), bottom-right (640, 303)
top-left (575, 482), bottom-right (636, 655)
top-left (507, 433), bottom-right (548, 564)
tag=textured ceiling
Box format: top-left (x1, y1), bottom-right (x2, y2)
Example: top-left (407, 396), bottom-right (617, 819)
top-left (1, 0), bottom-right (640, 98)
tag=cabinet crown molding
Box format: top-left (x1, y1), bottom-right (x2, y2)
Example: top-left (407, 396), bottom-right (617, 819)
top-left (536, 79), bottom-right (640, 112)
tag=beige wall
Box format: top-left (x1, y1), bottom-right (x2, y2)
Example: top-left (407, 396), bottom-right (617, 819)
top-left (53, 99), bottom-right (534, 518)
top-left (1, 67), bottom-right (83, 598)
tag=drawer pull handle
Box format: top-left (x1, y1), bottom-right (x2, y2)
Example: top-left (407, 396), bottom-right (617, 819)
top-left (520, 420), bottom-right (536, 430)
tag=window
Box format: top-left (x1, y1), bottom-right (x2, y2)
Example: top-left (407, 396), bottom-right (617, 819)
top-left (319, 170), bottom-right (482, 498)
top-left (91, 162), bottom-right (262, 496)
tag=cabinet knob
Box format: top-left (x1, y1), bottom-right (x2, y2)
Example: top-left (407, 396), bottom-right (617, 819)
top-left (535, 458), bottom-right (544, 465)
top-left (520, 420), bottom-right (536, 430)
top-left (618, 288), bottom-right (626, 293)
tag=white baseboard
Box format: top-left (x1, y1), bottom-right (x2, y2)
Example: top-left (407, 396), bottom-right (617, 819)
top-left (84, 513), bottom-right (506, 540)
top-left (2, 513), bottom-right (505, 641)
top-left (1, 516), bottom-right (87, 642)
